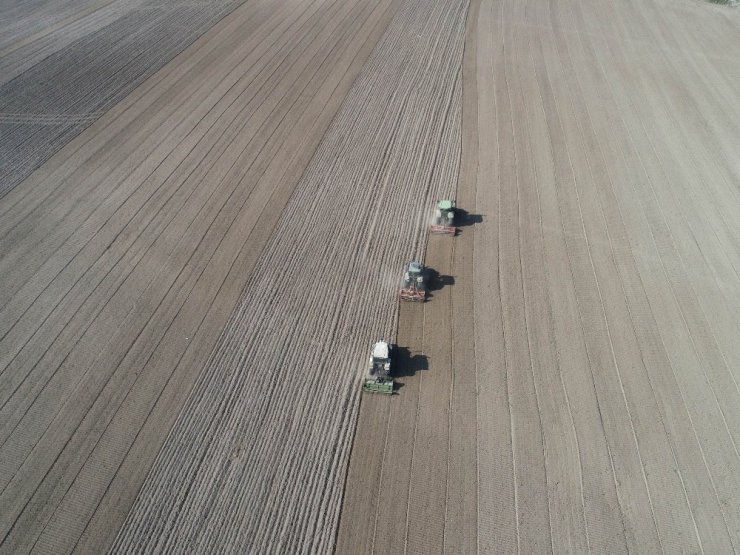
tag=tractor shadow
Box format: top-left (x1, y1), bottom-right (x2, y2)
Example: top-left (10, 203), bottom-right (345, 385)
top-left (425, 268), bottom-right (455, 299)
top-left (392, 346), bottom-right (428, 391)
top-left (455, 208), bottom-right (483, 228)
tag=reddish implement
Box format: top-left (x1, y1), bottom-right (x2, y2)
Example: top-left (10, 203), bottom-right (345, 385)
top-left (399, 287), bottom-right (426, 302)
top-left (430, 223), bottom-right (458, 236)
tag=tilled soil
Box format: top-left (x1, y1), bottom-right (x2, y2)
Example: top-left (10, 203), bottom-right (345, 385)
top-left (0, 0), bottom-right (406, 551)
top-left (111, 0), bottom-right (467, 550)
top-left (0, 0), bottom-right (249, 196)
top-left (2, 0), bottom-right (740, 553)
top-left (338, 0), bottom-right (740, 553)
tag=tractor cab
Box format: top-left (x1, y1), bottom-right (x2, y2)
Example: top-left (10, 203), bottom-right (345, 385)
top-left (431, 199), bottom-right (458, 235)
top-left (363, 341), bottom-right (394, 394)
top-left (400, 261), bottom-right (427, 301)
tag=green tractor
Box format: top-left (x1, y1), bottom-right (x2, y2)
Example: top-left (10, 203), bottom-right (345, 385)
top-left (362, 341), bottom-right (394, 394)
top-left (431, 199), bottom-right (458, 236)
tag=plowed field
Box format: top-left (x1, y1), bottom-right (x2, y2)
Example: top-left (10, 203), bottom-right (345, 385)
top-left (339, 0), bottom-right (740, 553)
top-left (1, 0), bottom-right (739, 553)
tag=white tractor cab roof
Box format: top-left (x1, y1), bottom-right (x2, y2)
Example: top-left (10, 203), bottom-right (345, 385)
top-left (372, 341), bottom-right (390, 360)
top-left (407, 261), bottom-right (424, 275)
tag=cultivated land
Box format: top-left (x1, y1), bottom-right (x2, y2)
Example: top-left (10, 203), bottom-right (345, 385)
top-left (113, 0), bottom-right (466, 550)
top-left (339, 0), bottom-right (740, 553)
top-left (0, 0), bottom-right (253, 196)
top-left (0, 0), bottom-right (408, 550)
top-left (1, 0), bottom-right (740, 553)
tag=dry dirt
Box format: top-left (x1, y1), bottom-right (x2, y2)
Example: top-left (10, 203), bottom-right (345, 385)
top-left (338, 0), bottom-right (740, 553)
top-left (0, 0), bottom-right (407, 551)
top-left (111, 0), bottom-right (467, 550)
top-left (0, 0), bottom-right (254, 196)
top-left (2, 0), bottom-right (740, 553)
